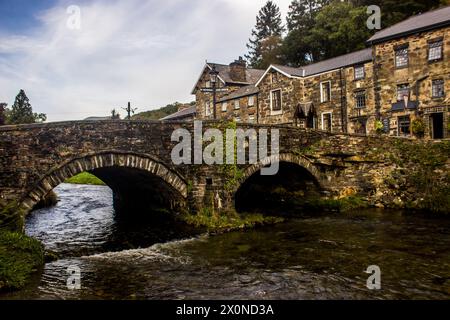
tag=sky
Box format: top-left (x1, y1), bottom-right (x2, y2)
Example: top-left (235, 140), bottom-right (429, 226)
top-left (0, 0), bottom-right (292, 121)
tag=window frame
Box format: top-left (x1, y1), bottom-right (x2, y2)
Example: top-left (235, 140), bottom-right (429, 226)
top-left (248, 95), bottom-right (255, 107)
top-left (398, 115), bottom-right (411, 136)
top-left (354, 65), bottom-right (365, 80)
top-left (394, 45), bottom-right (409, 69)
top-left (321, 112), bottom-right (332, 131)
top-left (431, 79), bottom-right (445, 98)
top-left (355, 90), bottom-right (366, 108)
top-left (396, 84), bottom-right (410, 102)
top-left (270, 89), bottom-right (282, 114)
top-left (221, 102), bottom-right (228, 112)
top-left (234, 100), bottom-right (240, 110)
top-left (205, 100), bottom-right (211, 116)
top-left (428, 38), bottom-right (443, 63)
top-left (320, 81), bottom-right (331, 103)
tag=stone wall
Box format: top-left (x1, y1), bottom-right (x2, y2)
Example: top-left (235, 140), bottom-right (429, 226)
top-left (373, 26), bottom-right (450, 138)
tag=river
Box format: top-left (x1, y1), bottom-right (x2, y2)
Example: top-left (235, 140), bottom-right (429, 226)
top-left (3, 183), bottom-right (450, 299)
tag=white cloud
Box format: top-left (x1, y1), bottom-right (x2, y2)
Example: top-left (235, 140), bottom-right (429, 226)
top-left (0, 0), bottom-right (291, 121)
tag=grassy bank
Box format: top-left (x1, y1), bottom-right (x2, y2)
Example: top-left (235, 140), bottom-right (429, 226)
top-left (0, 231), bottom-right (44, 291)
top-left (179, 208), bottom-right (284, 233)
top-left (65, 172), bottom-right (106, 185)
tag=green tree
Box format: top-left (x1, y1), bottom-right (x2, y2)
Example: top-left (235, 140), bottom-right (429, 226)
top-left (7, 90), bottom-right (46, 125)
top-left (111, 109), bottom-right (120, 119)
top-left (307, 2), bottom-right (373, 61)
top-left (246, 1), bottom-right (285, 68)
top-left (0, 103), bottom-right (6, 125)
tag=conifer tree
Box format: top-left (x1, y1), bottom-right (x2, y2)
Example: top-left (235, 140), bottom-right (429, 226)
top-left (8, 90), bottom-right (46, 124)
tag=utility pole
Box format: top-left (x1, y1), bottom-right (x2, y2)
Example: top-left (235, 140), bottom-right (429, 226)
top-left (122, 101), bottom-right (137, 120)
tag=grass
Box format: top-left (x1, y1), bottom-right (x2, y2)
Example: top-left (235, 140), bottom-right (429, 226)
top-left (0, 231), bottom-right (44, 291)
top-left (179, 208), bottom-right (284, 232)
top-left (65, 172), bottom-right (106, 185)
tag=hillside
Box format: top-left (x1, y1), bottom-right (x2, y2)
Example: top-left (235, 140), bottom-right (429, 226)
top-left (132, 102), bottom-right (194, 120)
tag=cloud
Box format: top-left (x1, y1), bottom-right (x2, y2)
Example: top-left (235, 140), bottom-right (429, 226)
top-left (0, 0), bottom-right (291, 121)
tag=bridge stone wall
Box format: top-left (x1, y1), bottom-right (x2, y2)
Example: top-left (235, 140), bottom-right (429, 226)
top-left (0, 120), bottom-right (448, 230)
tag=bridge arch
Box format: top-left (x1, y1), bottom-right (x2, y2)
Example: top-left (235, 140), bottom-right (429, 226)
top-left (234, 153), bottom-right (326, 213)
top-left (20, 151), bottom-right (188, 213)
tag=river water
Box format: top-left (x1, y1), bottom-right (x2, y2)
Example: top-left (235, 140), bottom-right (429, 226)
top-left (3, 183), bottom-right (450, 299)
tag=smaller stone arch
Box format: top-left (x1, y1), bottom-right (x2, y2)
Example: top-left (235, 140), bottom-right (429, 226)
top-left (20, 152), bottom-right (188, 213)
top-left (235, 153), bottom-right (326, 194)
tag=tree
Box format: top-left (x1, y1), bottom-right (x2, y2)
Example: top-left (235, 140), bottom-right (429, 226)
top-left (7, 90), bottom-right (46, 125)
top-left (246, 1), bottom-right (285, 68)
top-left (111, 109), bottom-right (121, 119)
top-left (307, 2), bottom-right (373, 61)
top-left (0, 103), bottom-right (7, 125)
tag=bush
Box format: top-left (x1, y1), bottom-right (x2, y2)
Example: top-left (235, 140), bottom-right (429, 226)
top-left (411, 118), bottom-right (425, 137)
top-left (65, 172), bottom-right (105, 185)
top-left (0, 231), bottom-right (44, 291)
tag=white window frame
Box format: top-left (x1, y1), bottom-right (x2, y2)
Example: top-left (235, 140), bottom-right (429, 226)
top-left (248, 96), bottom-right (255, 107)
top-left (320, 81), bottom-right (331, 103)
top-left (221, 102), bottom-right (228, 112)
top-left (270, 89), bottom-right (282, 115)
top-left (205, 81), bottom-right (211, 88)
top-left (321, 112), bottom-right (332, 131)
top-left (248, 115), bottom-right (255, 123)
top-left (234, 100), bottom-right (240, 110)
top-left (354, 65), bottom-right (365, 80)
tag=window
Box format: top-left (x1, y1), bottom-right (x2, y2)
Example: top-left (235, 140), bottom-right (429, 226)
top-left (271, 72), bottom-right (278, 84)
top-left (355, 90), bottom-right (366, 108)
top-left (271, 89), bottom-right (282, 112)
top-left (397, 84), bottom-right (410, 101)
top-left (205, 101), bottom-right (211, 116)
top-left (321, 112), bottom-right (332, 132)
top-left (221, 102), bottom-right (228, 112)
top-left (398, 115), bottom-right (411, 136)
top-left (428, 39), bottom-right (443, 61)
top-left (248, 115), bottom-right (255, 123)
top-left (320, 81), bottom-right (331, 102)
top-left (395, 47), bottom-right (408, 68)
top-left (235, 116), bottom-right (241, 122)
top-left (234, 100), bottom-right (240, 109)
top-left (248, 96), bottom-right (255, 107)
top-left (354, 65), bottom-right (365, 80)
top-left (205, 81), bottom-right (211, 88)
top-left (432, 79), bottom-right (445, 98)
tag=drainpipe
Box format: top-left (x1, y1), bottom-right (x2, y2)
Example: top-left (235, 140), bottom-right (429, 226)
top-left (256, 93), bottom-right (260, 124)
top-left (339, 68), bottom-right (347, 133)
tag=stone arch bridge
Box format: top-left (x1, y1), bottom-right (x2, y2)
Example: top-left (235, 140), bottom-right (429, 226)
top-left (0, 120), bottom-right (412, 229)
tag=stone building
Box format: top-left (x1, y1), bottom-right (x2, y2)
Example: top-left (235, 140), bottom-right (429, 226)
top-left (192, 6), bottom-right (449, 139)
top-left (191, 57), bottom-right (264, 120)
top-left (367, 6), bottom-right (450, 139)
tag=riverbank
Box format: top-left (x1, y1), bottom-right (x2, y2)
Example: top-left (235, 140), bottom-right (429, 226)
top-left (65, 172), bottom-right (105, 185)
top-left (0, 231), bottom-right (44, 292)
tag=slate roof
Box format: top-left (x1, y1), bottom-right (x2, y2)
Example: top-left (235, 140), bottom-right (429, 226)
top-left (367, 6), bottom-right (450, 44)
top-left (160, 106), bottom-right (196, 120)
top-left (207, 63), bottom-right (265, 85)
top-left (217, 85), bottom-right (259, 102)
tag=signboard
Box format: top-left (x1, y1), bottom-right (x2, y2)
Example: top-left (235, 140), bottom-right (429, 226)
top-left (382, 118), bottom-right (390, 133)
top-left (423, 106), bottom-right (446, 114)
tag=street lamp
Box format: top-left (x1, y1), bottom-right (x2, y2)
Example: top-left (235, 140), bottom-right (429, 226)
top-left (209, 65), bottom-right (219, 119)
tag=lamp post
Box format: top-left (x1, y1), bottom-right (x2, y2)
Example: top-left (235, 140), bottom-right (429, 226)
top-left (209, 65), bottom-right (219, 120)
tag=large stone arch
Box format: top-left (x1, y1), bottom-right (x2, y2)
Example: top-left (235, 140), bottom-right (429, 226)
top-left (19, 151), bottom-right (188, 213)
top-left (234, 152), bottom-right (326, 195)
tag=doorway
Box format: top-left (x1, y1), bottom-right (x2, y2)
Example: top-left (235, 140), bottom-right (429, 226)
top-left (322, 113), bottom-right (332, 132)
top-left (430, 113), bottom-right (444, 139)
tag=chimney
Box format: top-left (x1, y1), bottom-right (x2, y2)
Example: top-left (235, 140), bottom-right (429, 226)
top-left (229, 56), bottom-right (247, 82)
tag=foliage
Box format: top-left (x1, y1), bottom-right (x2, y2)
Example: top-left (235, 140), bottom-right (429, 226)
top-left (0, 103), bottom-right (6, 125)
top-left (411, 118), bottom-right (425, 137)
top-left (111, 109), bottom-right (121, 119)
top-left (65, 172), bottom-right (106, 185)
top-left (0, 231), bottom-right (44, 291)
top-left (179, 208), bottom-right (283, 232)
top-left (374, 120), bottom-right (384, 134)
top-left (219, 121), bottom-right (244, 191)
top-left (0, 201), bottom-right (25, 232)
top-left (132, 101), bottom-right (194, 120)
top-left (246, 1), bottom-right (285, 68)
top-left (6, 90), bottom-right (46, 125)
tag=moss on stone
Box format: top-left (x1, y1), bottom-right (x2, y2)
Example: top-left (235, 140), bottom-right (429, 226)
top-left (179, 208), bottom-right (284, 232)
top-left (303, 195), bottom-right (370, 213)
top-left (0, 231), bottom-right (44, 291)
top-left (0, 201), bottom-right (25, 232)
